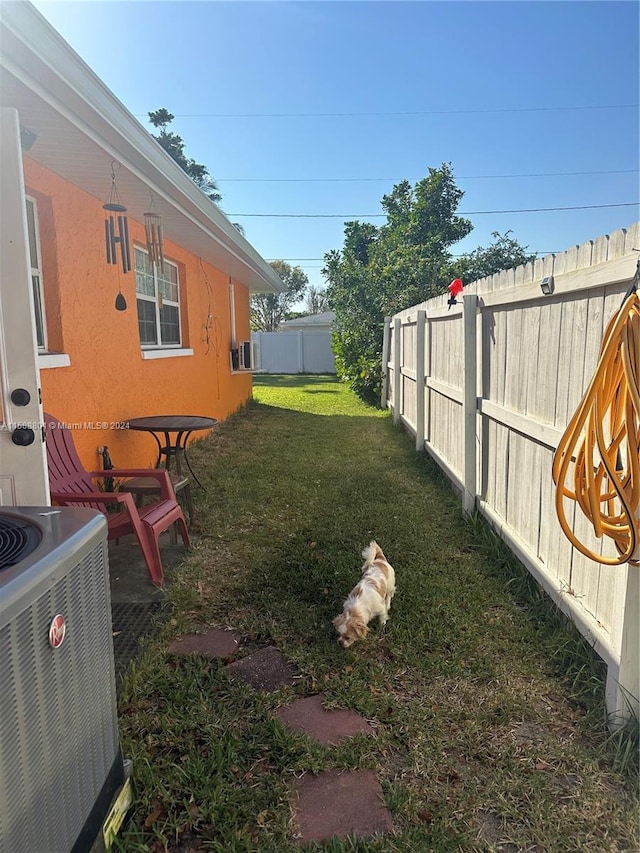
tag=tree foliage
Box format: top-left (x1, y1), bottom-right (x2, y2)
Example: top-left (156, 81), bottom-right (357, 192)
top-left (324, 164), bottom-right (533, 406)
top-left (451, 230), bottom-right (536, 283)
top-left (305, 286), bottom-right (329, 315)
top-left (148, 109), bottom-right (222, 203)
top-left (250, 261), bottom-right (308, 331)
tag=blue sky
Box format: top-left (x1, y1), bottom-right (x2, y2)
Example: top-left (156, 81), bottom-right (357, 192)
top-left (32, 1), bottom-right (639, 301)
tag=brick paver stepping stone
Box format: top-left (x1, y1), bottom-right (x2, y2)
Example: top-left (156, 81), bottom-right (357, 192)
top-left (167, 627), bottom-right (240, 659)
top-left (275, 694), bottom-right (374, 746)
top-left (225, 646), bottom-right (299, 691)
top-left (293, 769), bottom-right (393, 844)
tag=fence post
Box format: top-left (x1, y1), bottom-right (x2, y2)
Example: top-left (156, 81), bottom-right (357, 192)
top-left (393, 317), bottom-right (401, 425)
top-left (424, 311), bottom-right (431, 445)
top-left (297, 331), bottom-right (304, 373)
top-left (381, 317), bottom-right (391, 408)
top-left (253, 333), bottom-right (260, 372)
top-left (415, 310), bottom-right (426, 452)
top-left (606, 555), bottom-right (640, 728)
top-left (462, 295), bottom-right (477, 515)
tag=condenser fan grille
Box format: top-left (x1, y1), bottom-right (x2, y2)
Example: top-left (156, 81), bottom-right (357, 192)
top-left (0, 515), bottom-right (42, 569)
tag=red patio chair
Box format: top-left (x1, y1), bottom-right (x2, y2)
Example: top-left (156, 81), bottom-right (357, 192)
top-left (44, 413), bottom-right (190, 585)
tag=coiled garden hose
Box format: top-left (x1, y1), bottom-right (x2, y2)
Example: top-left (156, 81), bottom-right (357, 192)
top-left (552, 261), bottom-right (640, 566)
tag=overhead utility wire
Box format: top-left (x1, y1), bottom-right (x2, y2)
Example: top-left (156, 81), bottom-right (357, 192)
top-left (268, 251), bottom-right (562, 261)
top-left (139, 103), bottom-right (637, 118)
top-left (228, 202), bottom-right (639, 218)
top-left (218, 169), bottom-right (638, 183)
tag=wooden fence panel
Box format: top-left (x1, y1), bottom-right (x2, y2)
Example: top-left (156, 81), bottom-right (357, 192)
top-left (537, 443), bottom-right (574, 592)
top-left (504, 305), bottom-right (525, 414)
top-left (487, 307), bottom-right (509, 408)
top-left (400, 319), bottom-right (417, 431)
top-left (531, 298), bottom-right (563, 423)
top-left (402, 319), bottom-right (416, 372)
top-left (384, 224), bottom-right (639, 724)
top-left (426, 310), bottom-right (464, 480)
top-left (401, 371), bottom-right (417, 432)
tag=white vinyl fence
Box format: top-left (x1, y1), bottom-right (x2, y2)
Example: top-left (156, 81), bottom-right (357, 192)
top-left (383, 223), bottom-right (640, 726)
top-left (252, 330), bottom-right (336, 374)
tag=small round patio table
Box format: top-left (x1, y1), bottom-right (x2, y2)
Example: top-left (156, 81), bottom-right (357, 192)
top-left (127, 415), bottom-right (217, 489)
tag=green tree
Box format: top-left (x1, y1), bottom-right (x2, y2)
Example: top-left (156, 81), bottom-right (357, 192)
top-left (251, 261), bottom-right (308, 331)
top-left (324, 165), bottom-right (535, 406)
top-left (324, 164), bottom-right (472, 405)
top-left (324, 250), bottom-right (382, 404)
top-left (371, 166), bottom-right (473, 313)
top-left (148, 109), bottom-right (222, 204)
top-left (305, 286), bottom-right (329, 314)
top-left (453, 230), bottom-right (536, 284)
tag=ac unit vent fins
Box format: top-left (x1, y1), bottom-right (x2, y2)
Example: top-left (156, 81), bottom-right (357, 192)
top-left (0, 516), bottom-right (42, 570)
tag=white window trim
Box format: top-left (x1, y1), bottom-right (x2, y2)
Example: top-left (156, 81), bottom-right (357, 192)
top-left (25, 195), bottom-right (48, 352)
top-left (134, 245), bottom-right (182, 349)
top-left (38, 353), bottom-right (71, 369)
top-left (141, 348), bottom-right (193, 360)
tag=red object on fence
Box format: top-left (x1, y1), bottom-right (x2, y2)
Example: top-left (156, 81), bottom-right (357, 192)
top-left (448, 279), bottom-right (464, 297)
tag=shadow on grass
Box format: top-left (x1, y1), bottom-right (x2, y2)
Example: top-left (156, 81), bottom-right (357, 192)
top-left (253, 373), bottom-right (339, 388)
top-left (189, 400), bottom-right (639, 767)
top-left (116, 385), bottom-right (639, 853)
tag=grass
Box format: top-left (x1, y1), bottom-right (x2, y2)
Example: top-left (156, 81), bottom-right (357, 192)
top-left (115, 375), bottom-right (639, 853)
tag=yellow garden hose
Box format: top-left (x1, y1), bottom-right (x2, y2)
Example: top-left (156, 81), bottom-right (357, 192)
top-left (552, 263), bottom-right (640, 566)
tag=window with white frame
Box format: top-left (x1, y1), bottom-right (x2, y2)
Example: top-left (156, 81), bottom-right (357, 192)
top-left (134, 246), bottom-right (181, 347)
top-left (25, 196), bottom-right (47, 350)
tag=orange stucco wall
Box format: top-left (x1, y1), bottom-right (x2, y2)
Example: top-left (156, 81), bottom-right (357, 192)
top-left (23, 157), bottom-right (253, 471)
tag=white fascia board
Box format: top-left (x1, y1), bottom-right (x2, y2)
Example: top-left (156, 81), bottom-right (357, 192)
top-left (0, 2), bottom-right (285, 295)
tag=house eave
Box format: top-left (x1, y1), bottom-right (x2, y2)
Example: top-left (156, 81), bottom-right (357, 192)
top-left (0, 2), bottom-right (285, 295)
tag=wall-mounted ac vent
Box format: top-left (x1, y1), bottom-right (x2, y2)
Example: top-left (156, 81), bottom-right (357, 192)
top-left (239, 340), bottom-right (255, 370)
top-left (231, 341), bottom-right (257, 371)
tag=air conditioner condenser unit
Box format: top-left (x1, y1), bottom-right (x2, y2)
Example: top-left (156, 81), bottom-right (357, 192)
top-left (0, 506), bottom-right (131, 852)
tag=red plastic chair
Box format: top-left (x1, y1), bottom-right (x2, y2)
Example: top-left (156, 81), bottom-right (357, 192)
top-left (45, 413), bottom-right (190, 585)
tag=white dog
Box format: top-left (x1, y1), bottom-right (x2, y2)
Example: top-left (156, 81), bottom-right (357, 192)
top-left (333, 541), bottom-right (396, 648)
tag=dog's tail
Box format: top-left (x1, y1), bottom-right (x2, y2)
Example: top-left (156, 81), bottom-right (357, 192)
top-left (362, 540), bottom-right (385, 565)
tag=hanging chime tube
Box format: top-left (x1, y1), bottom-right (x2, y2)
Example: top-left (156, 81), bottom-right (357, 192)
top-left (105, 218), bottom-right (112, 264)
top-left (108, 215), bottom-right (117, 265)
top-left (157, 221), bottom-right (165, 273)
top-left (121, 214), bottom-right (131, 273)
top-left (144, 216), bottom-right (152, 260)
top-left (144, 211), bottom-right (165, 273)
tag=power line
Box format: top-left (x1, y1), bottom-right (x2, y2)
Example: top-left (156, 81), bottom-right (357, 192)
top-left (229, 202), bottom-right (639, 218)
top-left (137, 103), bottom-right (638, 118)
top-left (218, 169), bottom-right (639, 183)
top-left (268, 251), bottom-right (562, 262)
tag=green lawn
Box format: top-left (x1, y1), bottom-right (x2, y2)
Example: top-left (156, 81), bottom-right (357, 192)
top-left (116, 375), bottom-right (639, 853)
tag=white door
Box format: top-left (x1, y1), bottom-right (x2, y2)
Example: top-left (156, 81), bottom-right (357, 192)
top-left (0, 108), bottom-right (49, 505)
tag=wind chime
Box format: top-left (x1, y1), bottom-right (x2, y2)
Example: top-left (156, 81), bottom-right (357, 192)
top-left (143, 193), bottom-right (165, 273)
top-left (103, 161), bottom-right (131, 310)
